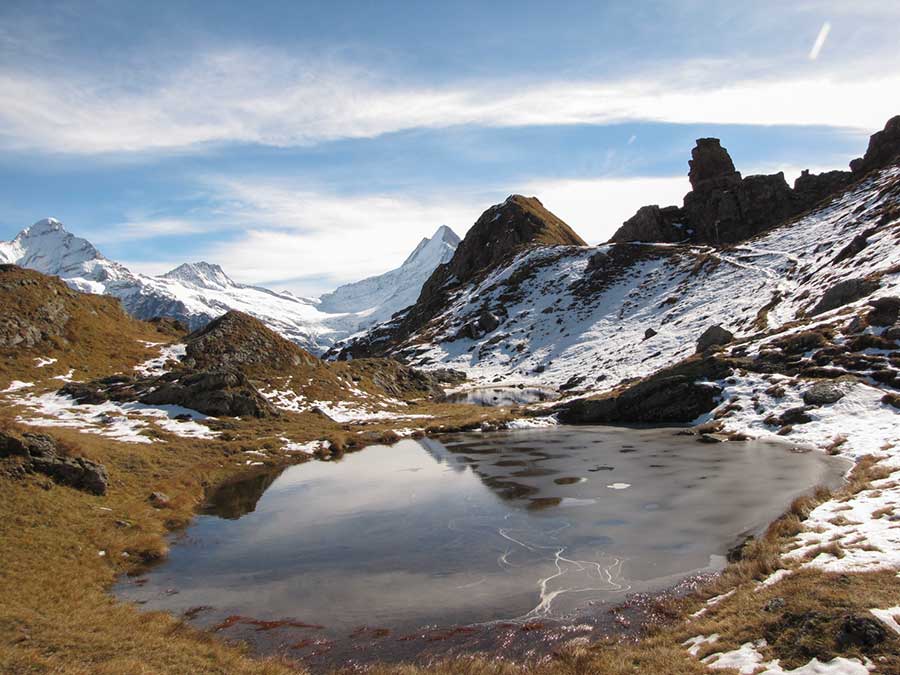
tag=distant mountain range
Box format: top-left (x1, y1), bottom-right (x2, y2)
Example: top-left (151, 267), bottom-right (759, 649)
top-left (0, 218), bottom-right (459, 354)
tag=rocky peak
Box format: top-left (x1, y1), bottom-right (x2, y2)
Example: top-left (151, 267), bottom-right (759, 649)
top-left (441, 195), bottom-right (585, 285)
top-left (688, 138), bottom-right (741, 190)
top-left (163, 261), bottom-right (236, 289)
top-left (184, 310), bottom-right (318, 372)
top-left (850, 115), bottom-right (900, 175)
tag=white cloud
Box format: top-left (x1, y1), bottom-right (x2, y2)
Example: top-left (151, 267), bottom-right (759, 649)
top-left (94, 218), bottom-right (209, 243)
top-left (188, 180), bottom-right (489, 295)
top-left (1, 49), bottom-right (898, 155)
top-left (519, 176), bottom-right (691, 244)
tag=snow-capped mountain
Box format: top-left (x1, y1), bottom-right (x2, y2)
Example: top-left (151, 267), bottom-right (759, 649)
top-left (0, 219), bottom-right (459, 354)
top-left (319, 225), bottom-right (459, 321)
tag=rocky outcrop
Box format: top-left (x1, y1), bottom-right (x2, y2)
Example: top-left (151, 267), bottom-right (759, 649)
top-left (184, 310), bottom-right (319, 372)
top-left (556, 355), bottom-right (731, 424)
top-left (611, 138), bottom-right (798, 245)
top-left (794, 169), bottom-right (853, 210)
top-left (810, 278), bottom-right (881, 316)
top-left (851, 115), bottom-right (900, 175)
top-left (62, 368), bottom-right (278, 419)
top-left (612, 115), bottom-right (900, 246)
top-left (0, 265), bottom-right (72, 348)
top-left (0, 429), bottom-right (108, 495)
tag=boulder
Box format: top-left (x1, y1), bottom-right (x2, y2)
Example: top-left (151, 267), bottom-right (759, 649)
top-left (810, 278), bottom-right (881, 316)
top-left (696, 325), bottom-right (734, 352)
top-left (456, 311), bottom-right (501, 340)
top-left (779, 407), bottom-right (813, 426)
top-left (793, 169), bottom-right (853, 210)
top-left (643, 327), bottom-right (658, 341)
top-left (802, 382), bottom-right (845, 406)
top-left (867, 296), bottom-right (900, 327)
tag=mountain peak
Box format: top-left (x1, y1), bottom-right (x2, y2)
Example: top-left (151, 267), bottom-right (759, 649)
top-left (403, 225), bottom-right (461, 266)
top-left (25, 217), bottom-right (66, 235)
top-left (163, 261), bottom-right (235, 289)
top-left (441, 195), bottom-right (586, 284)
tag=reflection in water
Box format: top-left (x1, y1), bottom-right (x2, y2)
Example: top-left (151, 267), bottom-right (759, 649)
top-left (202, 468), bottom-right (286, 520)
top-left (118, 426), bottom-right (847, 669)
top-left (444, 386), bottom-right (559, 406)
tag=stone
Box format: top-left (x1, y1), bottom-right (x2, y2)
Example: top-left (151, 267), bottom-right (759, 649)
top-left (810, 278), bottom-right (881, 316)
top-left (456, 311), bottom-right (501, 340)
top-left (793, 169), bottom-right (853, 210)
top-left (643, 328), bottom-right (658, 341)
top-left (867, 296), bottom-right (900, 327)
top-left (802, 382), bottom-right (845, 406)
top-left (779, 407), bottom-right (813, 426)
top-left (696, 325), bottom-right (734, 352)
top-left (149, 491), bottom-right (171, 508)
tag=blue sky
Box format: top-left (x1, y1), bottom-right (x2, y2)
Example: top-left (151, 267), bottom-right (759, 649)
top-left (0, 1), bottom-right (898, 296)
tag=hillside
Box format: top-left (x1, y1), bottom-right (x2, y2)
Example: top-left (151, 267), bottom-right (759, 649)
top-left (335, 119), bottom-right (900, 401)
top-left (0, 221), bottom-right (459, 354)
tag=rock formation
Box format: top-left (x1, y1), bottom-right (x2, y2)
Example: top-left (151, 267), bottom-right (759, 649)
top-left (612, 115), bottom-right (900, 246)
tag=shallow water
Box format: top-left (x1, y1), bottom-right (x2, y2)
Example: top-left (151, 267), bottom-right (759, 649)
top-left (117, 426), bottom-right (847, 669)
top-left (444, 386), bottom-right (559, 406)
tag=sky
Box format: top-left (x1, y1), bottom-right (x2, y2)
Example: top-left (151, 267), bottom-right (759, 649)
top-left (0, 1), bottom-right (898, 296)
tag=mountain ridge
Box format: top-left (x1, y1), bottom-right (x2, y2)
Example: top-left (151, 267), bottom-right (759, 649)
top-left (0, 220), bottom-right (460, 355)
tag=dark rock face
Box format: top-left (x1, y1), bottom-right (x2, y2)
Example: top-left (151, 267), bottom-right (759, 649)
top-left (613, 115), bottom-right (900, 246)
top-left (140, 369), bottom-right (278, 418)
top-left (850, 115), bottom-right (900, 175)
top-left (696, 325), bottom-right (734, 353)
top-left (810, 278), bottom-right (881, 316)
top-left (689, 138), bottom-right (740, 189)
top-left (616, 205), bottom-right (686, 243)
top-left (612, 138), bottom-right (797, 245)
top-left (802, 382), bottom-right (845, 406)
top-left (0, 429), bottom-right (108, 495)
top-left (556, 356), bottom-right (730, 424)
top-left (794, 169), bottom-right (853, 209)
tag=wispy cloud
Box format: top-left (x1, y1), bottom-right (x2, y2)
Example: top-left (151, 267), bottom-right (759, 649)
top-left (809, 21), bottom-right (831, 60)
top-left (1, 48), bottom-right (898, 156)
top-left (149, 179), bottom-right (490, 295)
top-left (94, 218), bottom-right (210, 243)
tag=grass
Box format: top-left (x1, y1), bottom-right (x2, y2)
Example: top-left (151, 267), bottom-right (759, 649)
top-left (1, 266), bottom-right (898, 674)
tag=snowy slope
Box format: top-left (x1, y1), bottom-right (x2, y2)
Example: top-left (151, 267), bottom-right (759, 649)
top-left (319, 225), bottom-right (459, 322)
top-left (0, 219), bottom-right (459, 355)
top-left (377, 165), bottom-right (900, 390)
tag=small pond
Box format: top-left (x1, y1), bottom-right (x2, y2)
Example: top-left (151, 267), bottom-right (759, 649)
top-left (444, 386), bottom-right (560, 406)
top-left (117, 426), bottom-right (847, 670)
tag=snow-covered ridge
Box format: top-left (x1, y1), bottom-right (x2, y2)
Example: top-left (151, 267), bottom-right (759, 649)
top-left (383, 165), bottom-right (900, 390)
top-left (0, 220), bottom-right (460, 355)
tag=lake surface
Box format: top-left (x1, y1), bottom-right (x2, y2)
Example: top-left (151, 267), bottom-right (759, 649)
top-left (117, 426), bottom-right (847, 669)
